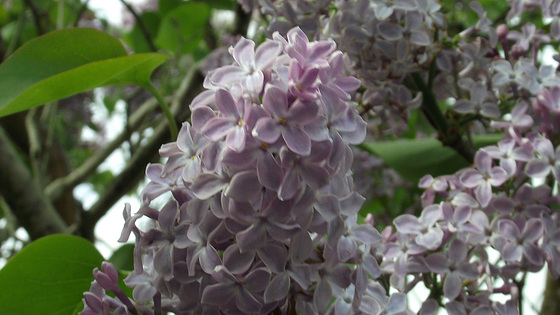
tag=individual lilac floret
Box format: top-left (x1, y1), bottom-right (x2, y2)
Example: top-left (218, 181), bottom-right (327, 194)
top-left (252, 85), bottom-right (317, 156)
top-left (453, 81), bottom-right (500, 118)
top-left (460, 150), bottom-right (509, 207)
top-left (525, 138), bottom-right (560, 181)
top-left (210, 38), bottom-right (282, 96)
top-left (425, 238), bottom-right (479, 300)
top-left (492, 218), bottom-right (544, 266)
top-left (393, 204), bottom-right (443, 250)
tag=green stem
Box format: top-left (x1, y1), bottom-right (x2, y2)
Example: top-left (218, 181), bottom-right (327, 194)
top-left (145, 83), bottom-right (178, 140)
top-left (411, 72), bottom-right (474, 163)
top-left (57, 0), bottom-right (65, 29)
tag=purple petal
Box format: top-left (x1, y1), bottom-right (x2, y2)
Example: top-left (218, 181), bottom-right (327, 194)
top-left (223, 244), bottom-right (255, 274)
top-left (202, 117), bottom-right (235, 141)
top-left (522, 218), bottom-right (543, 242)
top-left (224, 170), bottom-right (261, 202)
top-left (263, 85), bottom-right (288, 117)
top-left (475, 181), bottom-right (493, 207)
top-left (190, 173), bottom-right (227, 200)
top-left (313, 279), bottom-right (332, 313)
top-left (443, 273), bottom-right (462, 300)
top-left (502, 243), bottom-right (522, 262)
top-left (191, 106), bottom-right (216, 131)
top-left (200, 245), bottom-right (222, 274)
top-left (315, 194), bottom-right (340, 222)
top-left (425, 253), bottom-right (449, 273)
top-left (337, 236), bottom-right (357, 262)
top-left (244, 267), bottom-right (271, 292)
top-left (201, 283), bottom-right (236, 306)
top-left (282, 125), bottom-right (311, 156)
top-left (410, 30), bottom-right (431, 46)
top-left (351, 225), bottom-right (382, 244)
top-left (255, 40), bottom-right (282, 69)
top-left (232, 38), bottom-right (256, 69)
top-left (154, 243), bottom-right (174, 279)
top-left (386, 293), bottom-right (407, 314)
top-left (454, 100), bottom-right (474, 113)
top-left (253, 118), bottom-right (282, 143)
top-left (264, 272), bottom-right (290, 303)
top-left (394, 214), bottom-right (421, 234)
top-left (523, 243), bottom-right (544, 265)
top-left (226, 127), bottom-right (246, 152)
top-left (460, 169), bottom-right (483, 188)
top-left (258, 243), bottom-right (287, 273)
top-left (448, 238), bottom-right (467, 265)
top-left (299, 164), bottom-right (329, 190)
top-left (378, 22), bottom-right (404, 40)
top-left (215, 89), bottom-right (239, 118)
top-left (421, 204), bottom-right (441, 227)
top-left (210, 65), bottom-right (246, 86)
top-left (236, 289), bottom-right (262, 314)
top-left (237, 224), bottom-right (267, 252)
top-left (290, 230), bottom-right (314, 263)
top-left (525, 159), bottom-right (551, 178)
top-left (257, 153), bottom-right (283, 191)
top-left (278, 168), bottom-right (300, 201)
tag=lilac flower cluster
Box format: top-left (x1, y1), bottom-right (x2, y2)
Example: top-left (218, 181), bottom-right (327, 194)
top-left (81, 27), bottom-right (397, 314)
top-left (80, 1), bottom-right (560, 313)
top-left (327, 0), bottom-right (441, 117)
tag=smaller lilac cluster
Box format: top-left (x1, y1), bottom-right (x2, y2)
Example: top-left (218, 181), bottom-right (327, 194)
top-left (327, 0), bottom-right (444, 114)
top-left (81, 27), bottom-right (392, 315)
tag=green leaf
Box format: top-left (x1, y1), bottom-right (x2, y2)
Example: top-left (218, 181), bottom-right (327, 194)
top-left (108, 243), bottom-right (135, 271)
top-left (0, 234), bottom-right (104, 315)
top-left (0, 28), bottom-right (169, 117)
top-left (359, 134), bottom-right (502, 184)
top-left (155, 2), bottom-right (210, 54)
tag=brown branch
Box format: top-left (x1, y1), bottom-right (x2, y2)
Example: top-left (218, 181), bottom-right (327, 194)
top-left (0, 126), bottom-right (69, 240)
top-left (23, 0), bottom-right (45, 35)
top-left (45, 97), bottom-right (160, 200)
top-left (119, 0), bottom-right (157, 52)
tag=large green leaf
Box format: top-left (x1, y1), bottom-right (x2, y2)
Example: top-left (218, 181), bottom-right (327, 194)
top-left (109, 243), bottom-right (135, 271)
top-left (0, 234), bottom-right (104, 315)
top-left (359, 134), bottom-right (503, 184)
top-left (155, 2), bottom-right (210, 54)
top-left (0, 28), bottom-right (169, 117)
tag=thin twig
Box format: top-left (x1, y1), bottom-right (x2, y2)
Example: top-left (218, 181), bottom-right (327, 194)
top-left (119, 0), bottom-right (157, 52)
top-left (73, 0), bottom-right (90, 27)
top-left (44, 96), bottom-right (160, 200)
top-left (6, 10), bottom-right (26, 57)
top-left (0, 126), bottom-right (69, 240)
top-left (23, 0), bottom-right (45, 35)
top-left (25, 108), bottom-right (43, 183)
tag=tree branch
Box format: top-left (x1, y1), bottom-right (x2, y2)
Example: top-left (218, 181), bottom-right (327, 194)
top-left (119, 0), bottom-right (157, 52)
top-left (0, 126), bottom-right (69, 240)
top-left (23, 0), bottom-right (45, 35)
top-left (411, 72), bottom-right (475, 163)
top-left (45, 97), bottom-right (160, 200)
